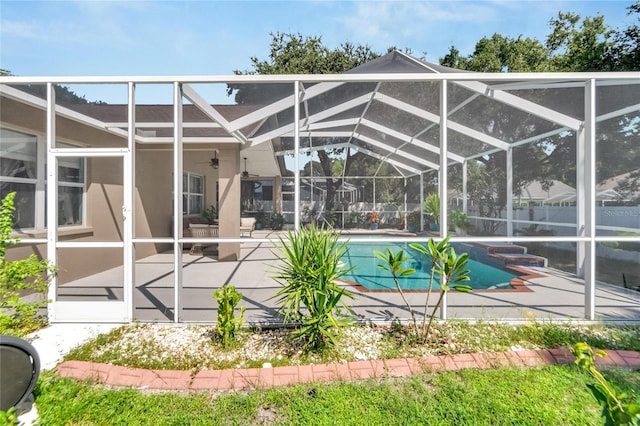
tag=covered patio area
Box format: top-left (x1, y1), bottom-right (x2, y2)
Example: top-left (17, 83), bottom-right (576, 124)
top-left (51, 231), bottom-right (640, 323)
top-left (1, 51), bottom-right (638, 323)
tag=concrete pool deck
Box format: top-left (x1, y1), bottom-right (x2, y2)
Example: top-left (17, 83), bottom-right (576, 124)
top-left (53, 232), bottom-right (640, 324)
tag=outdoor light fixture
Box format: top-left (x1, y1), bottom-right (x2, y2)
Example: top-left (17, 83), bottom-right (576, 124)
top-left (210, 152), bottom-right (219, 170)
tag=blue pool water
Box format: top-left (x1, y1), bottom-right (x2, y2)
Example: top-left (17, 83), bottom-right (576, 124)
top-left (341, 242), bottom-right (518, 291)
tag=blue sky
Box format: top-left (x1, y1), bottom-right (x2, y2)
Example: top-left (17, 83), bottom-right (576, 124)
top-left (0, 0), bottom-right (636, 103)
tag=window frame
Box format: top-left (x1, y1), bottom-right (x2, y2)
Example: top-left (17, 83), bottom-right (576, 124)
top-left (0, 126), bottom-right (87, 230)
top-left (182, 171), bottom-right (204, 216)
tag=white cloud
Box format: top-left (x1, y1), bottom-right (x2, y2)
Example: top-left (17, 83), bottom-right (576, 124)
top-left (331, 0), bottom-right (504, 56)
top-left (0, 1), bottom-right (142, 50)
top-left (0, 20), bottom-right (41, 40)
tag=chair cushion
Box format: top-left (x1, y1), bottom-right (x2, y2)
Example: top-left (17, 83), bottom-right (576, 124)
top-left (240, 217), bottom-right (256, 228)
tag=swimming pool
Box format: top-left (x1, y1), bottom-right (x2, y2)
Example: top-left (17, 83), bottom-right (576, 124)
top-left (341, 241), bottom-right (519, 291)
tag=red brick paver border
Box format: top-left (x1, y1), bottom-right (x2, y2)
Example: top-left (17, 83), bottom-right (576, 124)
top-left (55, 349), bottom-right (640, 392)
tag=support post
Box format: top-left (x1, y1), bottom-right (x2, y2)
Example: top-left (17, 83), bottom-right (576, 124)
top-left (46, 83), bottom-right (57, 322)
top-left (124, 82), bottom-right (135, 321)
top-left (440, 80), bottom-right (448, 320)
top-left (172, 82), bottom-right (183, 323)
top-left (462, 160), bottom-right (468, 214)
top-left (584, 79), bottom-right (596, 320)
top-left (218, 145), bottom-right (241, 260)
top-left (419, 172), bottom-right (424, 231)
top-left (294, 81), bottom-right (301, 230)
top-left (506, 147), bottom-right (513, 237)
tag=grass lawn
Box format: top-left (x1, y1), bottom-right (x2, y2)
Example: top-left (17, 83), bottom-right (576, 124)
top-left (27, 322), bottom-right (640, 425)
top-left (34, 366), bottom-right (639, 425)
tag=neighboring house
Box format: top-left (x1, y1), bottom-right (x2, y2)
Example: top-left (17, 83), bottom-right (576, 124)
top-left (596, 169), bottom-right (640, 204)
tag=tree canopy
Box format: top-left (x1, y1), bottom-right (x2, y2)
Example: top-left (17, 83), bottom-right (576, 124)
top-left (233, 2), bottom-right (639, 220)
top-left (441, 2), bottom-right (639, 210)
top-left (441, 2), bottom-right (639, 72)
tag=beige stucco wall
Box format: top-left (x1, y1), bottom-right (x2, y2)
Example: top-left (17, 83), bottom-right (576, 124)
top-left (2, 98), bottom-right (244, 285)
top-left (135, 146), bottom-right (220, 240)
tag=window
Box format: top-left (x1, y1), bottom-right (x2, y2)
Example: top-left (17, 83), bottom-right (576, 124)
top-left (183, 172), bottom-right (204, 215)
top-left (56, 144), bottom-right (84, 226)
top-left (0, 127), bottom-right (86, 230)
top-left (1, 128), bottom-right (38, 228)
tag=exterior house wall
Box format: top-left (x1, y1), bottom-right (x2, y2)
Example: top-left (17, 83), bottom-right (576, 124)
top-left (2, 98), bottom-right (229, 283)
top-left (135, 146), bottom-right (220, 242)
top-left (2, 101), bottom-right (147, 282)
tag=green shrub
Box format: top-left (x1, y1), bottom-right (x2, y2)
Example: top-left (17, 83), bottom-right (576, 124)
top-left (269, 212), bottom-right (285, 230)
top-left (607, 231), bottom-right (640, 252)
top-left (202, 205), bottom-right (217, 225)
top-left (0, 192), bottom-right (55, 336)
top-left (271, 224), bottom-right (354, 351)
top-left (213, 283), bottom-right (245, 347)
top-left (0, 406), bottom-right (20, 425)
top-left (572, 342), bottom-right (640, 425)
top-left (449, 209), bottom-right (470, 230)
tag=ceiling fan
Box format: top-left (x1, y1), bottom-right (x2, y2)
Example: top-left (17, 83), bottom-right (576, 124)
top-left (242, 157), bottom-right (258, 178)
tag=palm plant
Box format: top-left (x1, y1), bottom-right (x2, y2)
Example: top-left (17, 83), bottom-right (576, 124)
top-left (202, 205), bottom-right (217, 225)
top-left (271, 224), bottom-right (355, 350)
top-left (375, 237), bottom-right (472, 341)
top-left (374, 249), bottom-right (418, 332)
top-left (410, 238), bottom-right (472, 338)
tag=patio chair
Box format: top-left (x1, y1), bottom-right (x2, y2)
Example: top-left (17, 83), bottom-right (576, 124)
top-left (240, 217), bottom-right (256, 237)
top-left (188, 224), bottom-right (219, 255)
top-left (0, 335), bottom-right (40, 414)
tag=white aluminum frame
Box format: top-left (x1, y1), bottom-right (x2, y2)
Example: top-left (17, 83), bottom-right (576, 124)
top-left (1, 69), bottom-right (638, 323)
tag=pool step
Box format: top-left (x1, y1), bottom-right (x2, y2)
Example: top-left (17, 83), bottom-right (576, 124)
top-left (471, 242), bottom-right (547, 268)
top-left (489, 253), bottom-right (547, 268)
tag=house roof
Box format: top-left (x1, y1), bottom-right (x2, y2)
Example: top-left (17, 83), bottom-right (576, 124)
top-left (345, 50), bottom-right (466, 74)
top-left (69, 103), bottom-right (261, 138)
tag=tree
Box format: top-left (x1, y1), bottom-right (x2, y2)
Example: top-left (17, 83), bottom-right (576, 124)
top-left (605, 1), bottom-right (640, 71)
top-left (1, 68), bottom-right (103, 105)
top-left (466, 34), bottom-right (550, 72)
top-left (546, 12), bottom-right (613, 71)
top-left (440, 3), bottom-right (639, 229)
top-left (229, 32), bottom-right (381, 212)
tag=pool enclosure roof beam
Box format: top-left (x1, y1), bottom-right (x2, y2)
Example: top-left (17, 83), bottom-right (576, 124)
top-left (454, 80), bottom-right (582, 131)
top-left (182, 83), bottom-right (249, 144)
top-left (3, 70), bottom-right (638, 178)
top-left (0, 84), bottom-right (131, 141)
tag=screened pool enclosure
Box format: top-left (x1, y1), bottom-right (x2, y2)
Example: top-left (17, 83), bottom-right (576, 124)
top-left (1, 51), bottom-right (638, 323)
